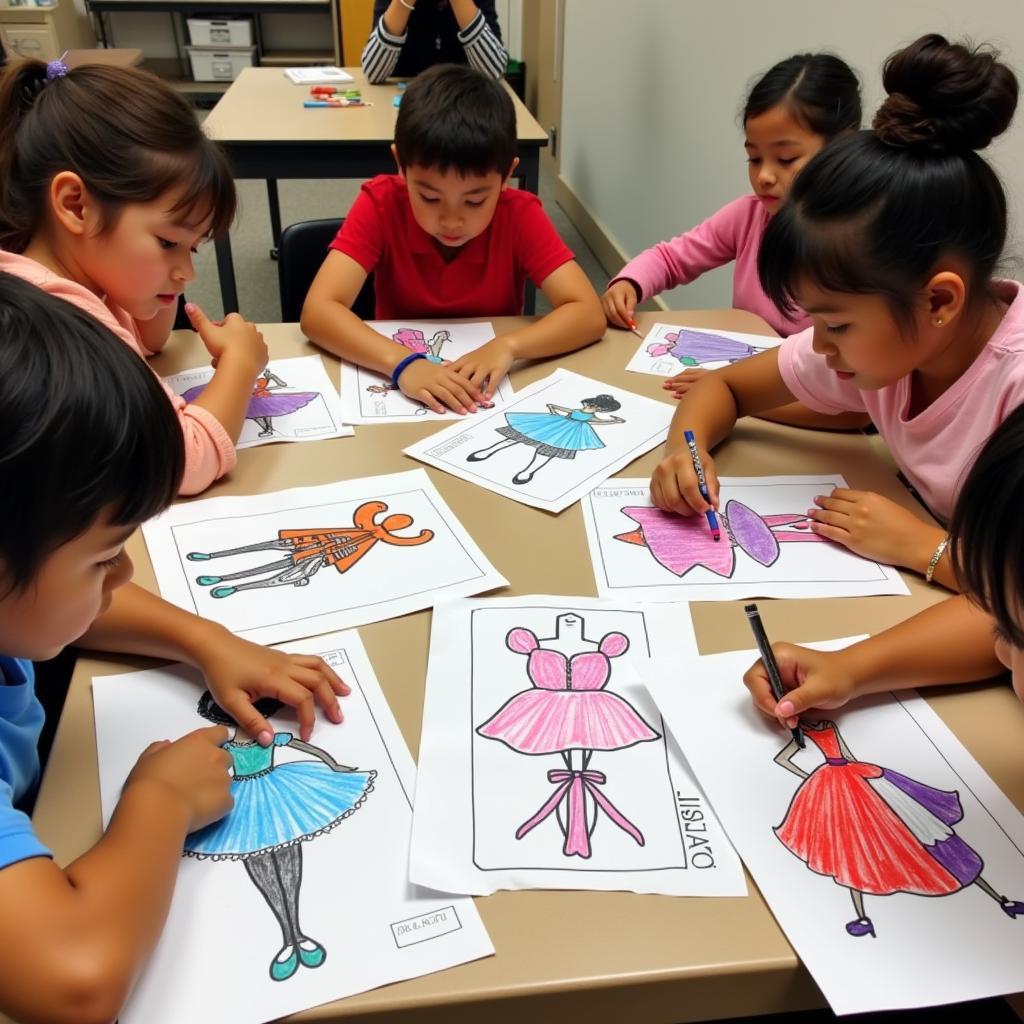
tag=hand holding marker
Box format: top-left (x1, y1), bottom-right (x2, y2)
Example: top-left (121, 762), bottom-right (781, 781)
top-left (683, 429), bottom-right (720, 541)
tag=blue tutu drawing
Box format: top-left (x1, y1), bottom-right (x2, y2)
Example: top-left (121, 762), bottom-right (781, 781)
top-left (466, 395), bottom-right (625, 485)
top-left (184, 692), bottom-right (375, 982)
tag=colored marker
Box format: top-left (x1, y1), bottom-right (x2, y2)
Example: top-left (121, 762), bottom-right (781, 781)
top-left (683, 429), bottom-right (720, 541)
top-left (627, 318), bottom-right (644, 339)
top-left (310, 86), bottom-right (361, 96)
top-left (744, 603), bottom-right (805, 749)
top-left (304, 99), bottom-right (371, 108)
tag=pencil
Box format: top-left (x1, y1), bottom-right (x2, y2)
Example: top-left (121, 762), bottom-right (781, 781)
top-left (744, 603), bottom-right (805, 748)
top-left (628, 318), bottom-right (644, 339)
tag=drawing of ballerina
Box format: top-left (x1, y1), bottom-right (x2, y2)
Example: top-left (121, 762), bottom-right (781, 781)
top-left (186, 691), bottom-right (376, 981)
top-left (615, 500), bottom-right (822, 578)
top-left (393, 327), bottom-right (452, 363)
top-left (186, 500), bottom-right (434, 597)
top-left (183, 370), bottom-right (320, 438)
top-left (774, 720), bottom-right (1024, 938)
top-left (646, 327), bottom-right (769, 369)
top-left (466, 395), bottom-right (625, 485)
top-left (476, 613), bottom-right (660, 859)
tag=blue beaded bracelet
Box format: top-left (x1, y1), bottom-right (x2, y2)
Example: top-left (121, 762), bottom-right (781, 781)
top-left (391, 351), bottom-right (427, 387)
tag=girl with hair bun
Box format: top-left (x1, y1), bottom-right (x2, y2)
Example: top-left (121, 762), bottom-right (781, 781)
top-left (652, 33), bottom-right (1021, 593)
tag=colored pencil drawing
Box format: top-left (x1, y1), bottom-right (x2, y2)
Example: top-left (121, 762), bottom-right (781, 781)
top-left (185, 691), bottom-right (375, 981)
top-left (774, 720), bottom-right (1024, 939)
top-left (476, 613), bottom-right (660, 859)
top-left (186, 500), bottom-right (434, 597)
top-left (365, 382), bottom-right (428, 417)
top-left (183, 370), bottom-right (321, 439)
top-left (466, 395), bottom-right (626, 485)
top-left (615, 500), bottom-right (821, 579)
top-left (393, 327), bottom-right (452, 364)
top-left (646, 326), bottom-right (769, 368)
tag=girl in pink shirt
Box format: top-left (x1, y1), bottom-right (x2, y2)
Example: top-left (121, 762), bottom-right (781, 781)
top-left (0, 59), bottom-right (267, 495)
top-left (653, 33), bottom-right (1020, 593)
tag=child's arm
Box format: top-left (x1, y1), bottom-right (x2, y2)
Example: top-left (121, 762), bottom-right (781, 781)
top-left (743, 596), bottom-right (1004, 727)
top-left (80, 583), bottom-right (349, 744)
top-left (448, 261), bottom-right (605, 398)
top-left (301, 251), bottom-right (486, 415)
top-left (0, 726), bottom-right (231, 1024)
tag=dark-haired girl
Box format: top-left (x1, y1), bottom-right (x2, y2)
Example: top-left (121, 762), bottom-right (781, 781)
top-left (654, 34), bottom-right (1021, 593)
top-left (0, 57), bottom-right (268, 495)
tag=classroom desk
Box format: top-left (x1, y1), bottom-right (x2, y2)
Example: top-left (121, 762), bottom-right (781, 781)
top-left (31, 310), bottom-right (1024, 1024)
top-left (202, 67), bottom-right (550, 315)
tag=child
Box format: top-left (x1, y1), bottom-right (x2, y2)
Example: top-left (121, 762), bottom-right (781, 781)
top-left (651, 34), bottom-right (1020, 592)
top-left (0, 274), bottom-right (348, 1022)
top-left (301, 63), bottom-right (605, 416)
top-left (0, 58), bottom-right (268, 495)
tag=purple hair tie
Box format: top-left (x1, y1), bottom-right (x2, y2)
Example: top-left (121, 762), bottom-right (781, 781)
top-left (45, 51), bottom-right (70, 82)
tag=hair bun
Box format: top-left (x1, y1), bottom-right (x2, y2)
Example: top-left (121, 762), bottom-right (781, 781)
top-left (873, 33), bottom-right (1018, 151)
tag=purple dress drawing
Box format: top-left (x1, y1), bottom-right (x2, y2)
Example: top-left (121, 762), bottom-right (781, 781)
top-left (183, 370), bottom-right (319, 437)
top-left (647, 327), bottom-right (768, 367)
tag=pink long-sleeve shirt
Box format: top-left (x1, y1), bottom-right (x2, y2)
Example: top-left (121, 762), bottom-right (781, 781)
top-left (612, 194), bottom-right (812, 337)
top-left (0, 250), bottom-right (236, 495)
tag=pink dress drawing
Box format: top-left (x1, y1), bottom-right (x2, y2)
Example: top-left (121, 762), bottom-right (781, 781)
top-left (476, 621), bottom-right (660, 859)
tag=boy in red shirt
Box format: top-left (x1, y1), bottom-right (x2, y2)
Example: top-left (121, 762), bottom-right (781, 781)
top-left (301, 63), bottom-right (605, 416)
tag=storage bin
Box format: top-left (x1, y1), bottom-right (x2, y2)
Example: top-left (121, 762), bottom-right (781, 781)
top-left (186, 16), bottom-right (253, 48)
top-left (187, 44), bottom-right (256, 82)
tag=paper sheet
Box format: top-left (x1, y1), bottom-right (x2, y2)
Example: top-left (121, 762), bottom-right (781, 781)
top-left (404, 369), bottom-right (673, 512)
top-left (142, 469), bottom-right (507, 644)
top-left (164, 355), bottom-right (353, 448)
top-left (582, 476), bottom-right (910, 600)
top-left (338, 321), bottom-right (513, 424)
top-left (645, 640), bottom-right (1024, 1015)
top-left (625, 322), bottom-right (782, 377)
top-left (410, 595), bottom-right (745, 896)
top-left (92, 630), bottom-right (493, 1024)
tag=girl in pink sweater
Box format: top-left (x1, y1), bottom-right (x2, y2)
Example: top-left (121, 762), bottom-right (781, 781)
top-left (0, 59), bottom-right (267, 495)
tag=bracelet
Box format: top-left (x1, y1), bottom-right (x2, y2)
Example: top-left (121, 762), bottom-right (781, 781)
top-left (397, 0), bottom-right (415, 9)
top-left (925, 535), bottom-right (950, 585)
top-left (391, 351), bottom-right (427, 387)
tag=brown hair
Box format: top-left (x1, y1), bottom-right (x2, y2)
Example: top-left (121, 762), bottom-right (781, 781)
top-left (0, 60), bottom-right (236, 253)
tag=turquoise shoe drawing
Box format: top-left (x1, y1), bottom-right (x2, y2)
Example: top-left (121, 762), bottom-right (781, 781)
top-left (298, 938), bottom-right (326, 969)
top-left (270, 945), bottom-right (299, 981)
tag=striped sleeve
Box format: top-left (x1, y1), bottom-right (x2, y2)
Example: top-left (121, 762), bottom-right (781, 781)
top-left (361, 16), bottom-right (405, 84)
top-left (458, 10), bottom-right (508, 80)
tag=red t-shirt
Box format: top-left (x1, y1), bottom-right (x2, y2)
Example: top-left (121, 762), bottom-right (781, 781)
top-left (329, 175), bottom-right (574, 319)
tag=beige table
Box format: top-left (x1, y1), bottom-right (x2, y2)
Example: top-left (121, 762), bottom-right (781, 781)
top-left (32, 311), bottom-right (1024, 1023)
top-left (202, 66), bottom-right (550, 314)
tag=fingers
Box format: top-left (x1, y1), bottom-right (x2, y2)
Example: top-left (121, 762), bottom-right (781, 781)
top-left (270, 680), bottom-right (317, 742)
top-left (601, 291), bottom-right (628, 328)
top-left (218, 692), bottom-right (274, 747)
top-left (742, 660), bottom-right (782, 719)
top-left (184, 302), bottom-right (209, 331)
top-left (140, 739), bottom-right (171, 757)
top-left (284, 662), bottom-right (344, 724)
top-left (200, 724), bottom-right (231, 746)
top-left (292, 654), bottom-right (351, 696)
top-left (703, 458), bottom-right (720, 509)
top-left (415, 389), bottom-right (447, 415)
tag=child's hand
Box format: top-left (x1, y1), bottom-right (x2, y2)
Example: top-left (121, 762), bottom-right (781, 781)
top-left (198, 634), bottom-right (351, 745)
top-left (650, 445), bottom-right (719, 516)
top-left (743, 643), bottom-right (859, 728)
top-left (806, 488), bottom-right (934, 570)
top-left (186, 303), bottom-right (268, 375)
top-left (662, 367), bottom-right (709, 398)
top-left (448, 337), bottom-right (515, 400)
top-left (601, 280), bottom-right (639, 329)
top-left (125, 725), bottom-right (234, 832)
top-left (398, 358), bottom-right (485, 415)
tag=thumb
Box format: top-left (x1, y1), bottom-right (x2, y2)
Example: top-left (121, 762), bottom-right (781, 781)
top-left (218, 695), bottom-right (273, 747)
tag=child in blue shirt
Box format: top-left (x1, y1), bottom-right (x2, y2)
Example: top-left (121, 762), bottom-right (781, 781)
top-left (0, 273), bottom-right (349, 1023)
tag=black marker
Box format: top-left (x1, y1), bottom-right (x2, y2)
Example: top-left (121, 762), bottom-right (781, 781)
top-left (744, 603), bottom-right (804, 748)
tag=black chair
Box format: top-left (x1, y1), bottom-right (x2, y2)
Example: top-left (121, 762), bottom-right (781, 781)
top-left (277, 218), bottom-right (376, 324)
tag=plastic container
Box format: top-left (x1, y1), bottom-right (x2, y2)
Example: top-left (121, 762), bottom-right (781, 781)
top-left (187, 44), bottom-right (256, 82)
top-left (186, 16), bottom-right (253, 48)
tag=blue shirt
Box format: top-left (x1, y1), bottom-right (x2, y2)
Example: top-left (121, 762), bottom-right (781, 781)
top-left (0, 656), bottom-right (50, 869)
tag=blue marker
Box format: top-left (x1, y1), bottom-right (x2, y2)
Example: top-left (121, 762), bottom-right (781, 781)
top-left (683, 429), bottom-right (721, 541)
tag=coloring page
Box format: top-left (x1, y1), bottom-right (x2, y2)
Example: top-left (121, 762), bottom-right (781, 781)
top-left (404, 370), bottom-right (673, 513)
top-left (142, 469), bottom-right (507, 644)
top-left (625, 322), bottom-right (782, 377)
top-left (410, 595), bottom-right (745, 896)
top-left (164, 355), bottom-right (353, 447)
top-left (93, 630), bottom-right (493, 1024)
top-left (583, 476), bottom-right (910, 601)
top-left (338, 321), bottom-right (513, 424)
top-left (645, 640), bottom-right (1024, 1015)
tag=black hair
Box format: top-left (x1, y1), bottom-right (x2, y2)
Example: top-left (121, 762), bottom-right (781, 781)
top-left (0, 273), bottom-right (184, 591)
top-left (582, 394), bottom-right (621, 412)
top-left (744, 52), bottom-right (862, 138)
top-left (197, 690), bottom-right (284, 726)
top-left (759, 34), bottom-right (1018, 325)
top-left (394, 63), bottom-right (516, 177)
top-left (950, 404), bottom-right (1024, 646)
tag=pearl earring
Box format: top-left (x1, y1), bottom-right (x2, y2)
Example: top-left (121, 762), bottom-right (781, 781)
top-left (932, 317), bottom-right (944, 327)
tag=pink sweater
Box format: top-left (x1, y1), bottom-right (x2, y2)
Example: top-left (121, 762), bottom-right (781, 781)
top-left (612, 195), bottom-right (812, 337)
top-left (780, 278), bottom-right (1024, 522)
top-left (0, 251), bottom-right (235, 495)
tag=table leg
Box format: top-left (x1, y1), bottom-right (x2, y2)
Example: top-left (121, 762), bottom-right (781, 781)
top-left (267, 179), bottom-right (282, 259)
top-left (214, 235), bottom-right (240, 314)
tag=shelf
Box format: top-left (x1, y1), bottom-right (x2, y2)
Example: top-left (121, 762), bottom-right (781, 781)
top-left (258, 48), bottom-right (333, 66)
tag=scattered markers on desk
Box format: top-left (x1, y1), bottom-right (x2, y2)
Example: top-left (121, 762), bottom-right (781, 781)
top-left (624, 322), bottom-right (782, 377)
top-left (582, 475), bottom-right (911, 601)
top-left (142, 470), bottom-right (507, 644)
top-left (164, 355), bottom-right (352, 449)
top-left (92, 631), bottom-right (493, 1024)
top-left (408, 595), bottom-right (746, 896)
top-left (644, 640), bottom-right (1024, 1015)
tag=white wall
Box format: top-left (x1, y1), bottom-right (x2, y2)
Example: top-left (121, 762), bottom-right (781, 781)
top-left (561, 0), bottom-right (1024, 307)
